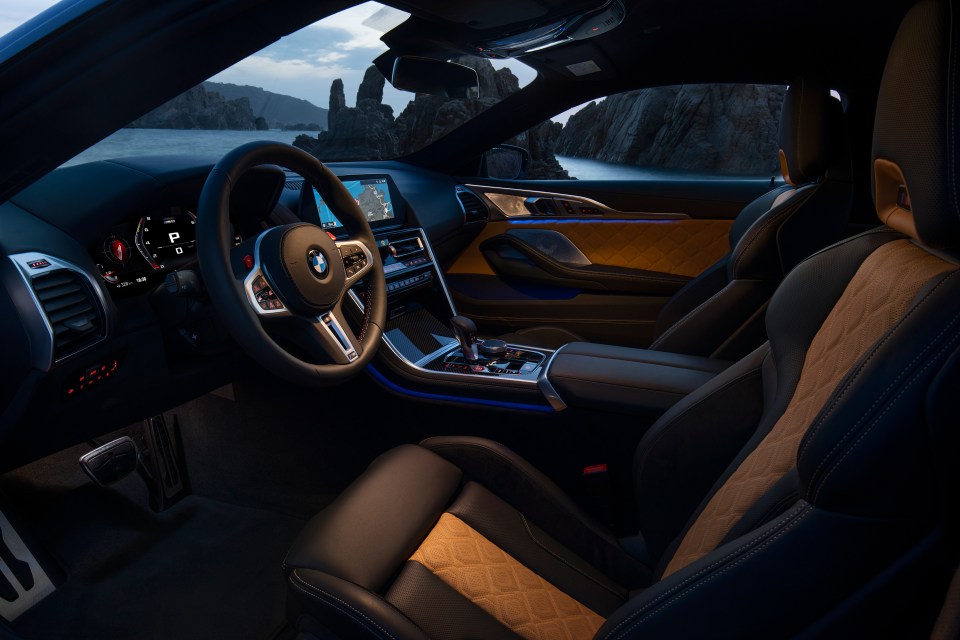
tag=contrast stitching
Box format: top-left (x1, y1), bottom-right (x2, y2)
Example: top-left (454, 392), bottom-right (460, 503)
top-left (518, 513), bottom-right (625, 600)
top-left (603, 501), bottom-right (806, 636)
top-left (813, 328), bottom-right (960, 503)
top-left (289, 571), bottom-right (397, 640)
top-left (602, 503), bottom-right (811, 639)
top-left (799, 270), bottom-right (959, 461)
top-left (359, 278), bottom-right (374, 341)
top-left (806, 301), bottom-right (959, 483)
top-left (610, 505), bottom-right (810, 638)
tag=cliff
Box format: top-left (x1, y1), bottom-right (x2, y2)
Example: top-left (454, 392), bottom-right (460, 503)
top-left (296, 60), bottom-right (569, 178)
top-left (127, 85), bottom-right (259, 130)
top-left (556, 84), bottom-right (787, 175)
top-left (203, 82), bottom-right (327, 130)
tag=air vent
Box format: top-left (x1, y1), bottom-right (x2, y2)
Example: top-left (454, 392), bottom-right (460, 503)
top-left (31, 270), bottom-right (104, 360)
top-left (455, 187), bottom-right (489, 223)
top-left (284, 180), bottom-right (304, 191)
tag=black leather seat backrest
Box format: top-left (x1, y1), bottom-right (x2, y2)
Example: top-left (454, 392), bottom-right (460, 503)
top-left (649, 80), bottom-right (852, 360)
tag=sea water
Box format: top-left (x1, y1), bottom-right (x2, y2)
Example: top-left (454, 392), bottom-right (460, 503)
top-left (61, 129), bottom-right (758, 182)
top-left (62, 128), bottom-right (317, 167)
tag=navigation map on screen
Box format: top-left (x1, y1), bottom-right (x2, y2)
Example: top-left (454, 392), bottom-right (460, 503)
top-left (313, 178), bottom-right (394, 229)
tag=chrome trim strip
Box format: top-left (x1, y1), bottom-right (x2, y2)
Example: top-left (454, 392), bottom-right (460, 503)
top-left (318, 311), bottom-right (358, 362)
top-left (466, 183), bottom-right (689, 220)
top-left (0, 510), bottom-right (55, 621)
top-left (537, 344), bottom-right (568, 411)
top-left (412, 227), bottom-right (458, 315)
top-left (242, 232), bottom-right (290, 317)
top-left (414, 340), bottom-right (461, 368)
top-left (7, 252), bottom-right (110, 371)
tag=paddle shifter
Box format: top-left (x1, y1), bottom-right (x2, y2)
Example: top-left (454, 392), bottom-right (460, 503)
top-left (450, 315), bottom-right (479, 362)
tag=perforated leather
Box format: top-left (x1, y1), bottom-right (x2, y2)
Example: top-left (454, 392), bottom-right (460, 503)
top-left (662, 239), bottom-right (955, 576)
top-left (411, 513), bottom-right (605, 640)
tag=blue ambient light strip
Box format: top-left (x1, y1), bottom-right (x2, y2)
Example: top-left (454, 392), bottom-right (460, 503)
top-left (366, 364), bottom-right (555, 413)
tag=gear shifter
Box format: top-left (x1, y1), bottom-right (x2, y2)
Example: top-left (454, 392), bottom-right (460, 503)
top-left (450, 315), bottom-right (479, 362)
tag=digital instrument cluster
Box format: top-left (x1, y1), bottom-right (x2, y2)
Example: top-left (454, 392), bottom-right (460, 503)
top-left (93, 207), bottom-right (211, 297)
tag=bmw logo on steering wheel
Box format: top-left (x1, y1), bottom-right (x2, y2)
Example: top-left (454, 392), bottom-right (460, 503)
top-left (307, 249), bottom-right (328, 278)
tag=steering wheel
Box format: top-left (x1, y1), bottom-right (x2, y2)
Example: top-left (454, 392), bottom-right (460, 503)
top-left (197, 141), bottom-right (386, 384)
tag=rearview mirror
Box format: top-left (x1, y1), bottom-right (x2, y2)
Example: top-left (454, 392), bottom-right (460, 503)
top-left (483, 145), bottom-right (529, 180)
top-left (391, 56), bottom-right (480, 99)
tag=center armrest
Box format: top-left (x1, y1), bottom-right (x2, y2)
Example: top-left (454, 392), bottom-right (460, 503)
top-left (545, 343), bottom-right (730, 416)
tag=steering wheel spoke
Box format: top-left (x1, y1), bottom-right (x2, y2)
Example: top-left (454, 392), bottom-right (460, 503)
top-left (310, 303), bottom-right (362, 364)
top-left (336, 239), bottom-right (375, 287)
top-left (243, 267), bottom-right (291, 317)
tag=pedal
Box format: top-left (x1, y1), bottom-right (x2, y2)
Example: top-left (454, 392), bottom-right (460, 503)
top-left (0, 510), bottom-right (55, 620)
top-left (140, 414), bottom-right (188, 512)
top-left (79, 436), bottom-right (139, 486)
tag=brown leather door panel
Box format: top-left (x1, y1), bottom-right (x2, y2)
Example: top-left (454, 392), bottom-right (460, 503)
top-left (443, 177), bottom-right (765, 346)
top-left (448, 219), bottom-right (733, 278)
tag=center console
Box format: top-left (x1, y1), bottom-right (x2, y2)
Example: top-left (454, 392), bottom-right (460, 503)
top-left (345, 224), bottom-right (565, 411)
top-left (300, 174), bottom-right (563, 409)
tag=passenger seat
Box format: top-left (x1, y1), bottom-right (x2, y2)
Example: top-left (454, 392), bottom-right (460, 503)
top-left (502, 79), bottom-right (853, 360)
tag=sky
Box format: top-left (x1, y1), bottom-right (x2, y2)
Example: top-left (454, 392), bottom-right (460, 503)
top-left (1, 0), bottom-right (551, 118)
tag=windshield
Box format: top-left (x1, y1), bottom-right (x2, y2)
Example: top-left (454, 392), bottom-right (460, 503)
top-left (60, 2), bottom-right (537, 168)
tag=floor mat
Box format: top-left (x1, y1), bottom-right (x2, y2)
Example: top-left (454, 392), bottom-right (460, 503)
top-left (3, 447), bottom-right (304, 640)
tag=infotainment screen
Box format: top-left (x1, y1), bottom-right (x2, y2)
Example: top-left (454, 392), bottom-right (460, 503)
top-left (313, 177), bottom-right (395, 230)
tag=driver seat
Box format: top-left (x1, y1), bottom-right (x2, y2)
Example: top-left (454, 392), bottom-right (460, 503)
top-left (283, 1), bottom-right (960, 637)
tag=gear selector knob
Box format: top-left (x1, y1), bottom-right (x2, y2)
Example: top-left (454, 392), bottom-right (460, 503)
top-left (450, 315), bottom-right (479, 362)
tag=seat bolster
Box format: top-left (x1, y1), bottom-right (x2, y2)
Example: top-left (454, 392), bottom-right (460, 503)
top-left (283, 445), bottom-right (462, 592)
top-left (595, 503), bottom-right (926, 640)
top-left (420, 436), bottom-right (651, 588)
top-left (648, 279), bottom-right (777, 359)
top-left (448, 481), bottom-right (630, 615)
top-left (728, 184), bottom-right (818, 279)
top-left (632, 344), bottom-right (768, 564)
top-left (289, 568), bottom-right (429, 640)
top-left (798, 272), bottom-right (960, 516)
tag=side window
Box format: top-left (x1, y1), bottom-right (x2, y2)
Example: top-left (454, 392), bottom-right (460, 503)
top-left (489, 84), bottom-right (787, 180)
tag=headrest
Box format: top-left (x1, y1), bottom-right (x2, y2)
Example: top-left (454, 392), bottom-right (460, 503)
top-left (778, 78), bottom-right (836, 186)
top-left (872, 0), bottom-right (960, 248)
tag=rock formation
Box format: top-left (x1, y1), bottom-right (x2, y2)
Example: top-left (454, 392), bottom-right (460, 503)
top-left (556, 84), bottom-right (787, 175)
top-left (127, 85), bottom-right (259, 130)
top-left (297, 59), bottom-right (569, 178)
top-left (203, 81), bottom-right (327, 130)
top-left (295, 71), bottom-right (399, 161)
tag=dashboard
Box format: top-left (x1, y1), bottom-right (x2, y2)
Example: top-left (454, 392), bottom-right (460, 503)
top-left (0, 155), bottom-right (479, 470)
